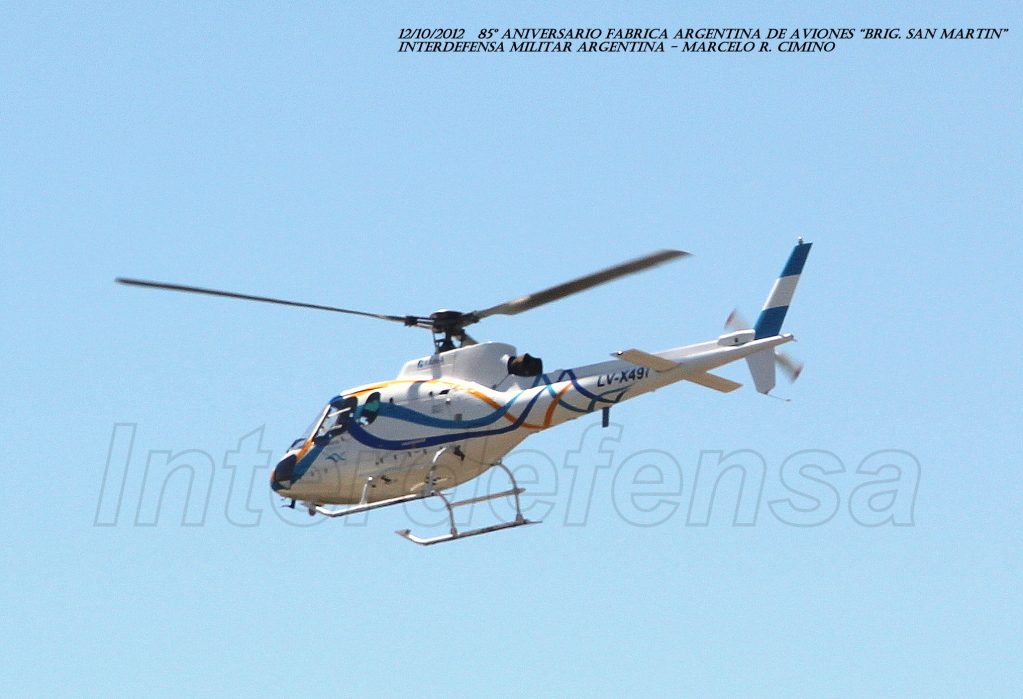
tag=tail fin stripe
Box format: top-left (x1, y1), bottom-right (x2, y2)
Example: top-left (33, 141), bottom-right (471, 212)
top-left (754, 306), bottom-right (788, 340)
top-left (780, 242), bottom-right (812, 277)
top-left (753, 241), bottom-right (812, 339)
top-left (763, 274), bottom-right (801, 310)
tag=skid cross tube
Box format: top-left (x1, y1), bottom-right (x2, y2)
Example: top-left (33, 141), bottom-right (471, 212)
top-left (395, 461), bottom-right (539, 545)
top-left (307, 461), bottom-right (540, 545)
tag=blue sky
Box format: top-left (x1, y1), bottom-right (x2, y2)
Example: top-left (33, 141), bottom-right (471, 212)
top-left (2, 2), bottom-right (1020, 698)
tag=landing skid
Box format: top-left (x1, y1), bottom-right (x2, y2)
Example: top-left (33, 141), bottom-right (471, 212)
top-left (308, 462), bottom-right (540, 545)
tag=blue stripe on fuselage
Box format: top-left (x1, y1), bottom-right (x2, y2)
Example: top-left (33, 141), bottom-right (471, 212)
top-left (374, 395), bottom-right (521, 429)
top-left (346, 388), bottom-right (549, 450)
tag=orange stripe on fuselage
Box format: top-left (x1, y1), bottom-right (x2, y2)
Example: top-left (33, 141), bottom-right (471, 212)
top-left (345, 378), bottom-right (504, 408)
top-left (322, 376), bottom-right (571, 435)
top-left (543, 382), bottom-right (572, 427)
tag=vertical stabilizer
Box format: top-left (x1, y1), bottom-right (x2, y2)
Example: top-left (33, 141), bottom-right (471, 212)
top-left (748, 240), bottom-right (812, 394)
top-left (754, 240), bottom-right (812, 339)
top-left (746, 346), bottom-right (776, 394)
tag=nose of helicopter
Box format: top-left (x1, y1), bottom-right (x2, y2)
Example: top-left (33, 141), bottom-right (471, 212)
top-left (270, 454), bottom-right (297, 491)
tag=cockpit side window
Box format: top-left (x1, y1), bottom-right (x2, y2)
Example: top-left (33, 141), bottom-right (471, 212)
top-left (358, 392), bottom-right (382, 426)
top-left (314, 396), bottom-right (358, 443)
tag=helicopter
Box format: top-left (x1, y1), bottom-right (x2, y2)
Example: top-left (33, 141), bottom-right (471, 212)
top-left (118, 239), bottom-right (811, 544)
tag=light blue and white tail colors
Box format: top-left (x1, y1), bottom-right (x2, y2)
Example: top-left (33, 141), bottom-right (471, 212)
top-left (754, 239), bottom-right (813, 340)
top-left (747, 239), bottom-right (813, 393)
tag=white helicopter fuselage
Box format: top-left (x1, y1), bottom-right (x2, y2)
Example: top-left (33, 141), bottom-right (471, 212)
top-left (271, 334), bottom-right (792, 506)
top-left (120, 241), bottom-right (811, 543)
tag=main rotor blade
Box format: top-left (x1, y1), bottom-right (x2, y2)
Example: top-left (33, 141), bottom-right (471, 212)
top-left (472, 249), bottom-right (690, 320)
top-left (116, 278), bottom-right (425, 327)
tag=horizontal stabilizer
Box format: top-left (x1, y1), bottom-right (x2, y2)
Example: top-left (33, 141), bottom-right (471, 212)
top-left (684, 371), bottom-right (742, 393)
top-left (612, 348), bottom-right (680, 372)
